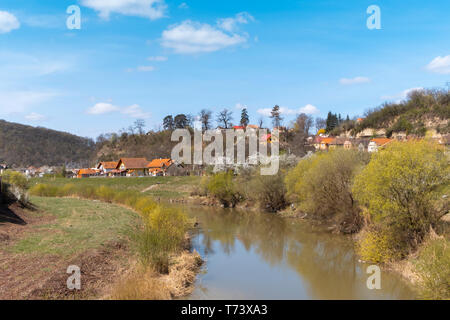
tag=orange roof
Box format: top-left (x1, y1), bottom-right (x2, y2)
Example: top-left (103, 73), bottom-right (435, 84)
top-left (78, 168), bottom-right (97, 175)
top-left (321, 137), bottom-right (336, 144)
top-left (97, 161), bottom-right (118, 170)
top-left (147, 158), bottom-right (173, 168)
top-left (117, 158), bottom-right (149, 169)
top-left (371, 138), bottom-right (392, 146)
top-left (246, 124), bottom-right (259, 129)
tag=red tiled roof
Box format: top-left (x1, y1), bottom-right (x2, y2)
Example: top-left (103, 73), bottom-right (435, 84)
top-left (97, 161), bottom-right (118, 170)
top-left (117, 158), bottom-right (149, 169)
top-left (371, 138), bottom-right (392, 146)
top-left (147, 158), bottom-right (173, 168)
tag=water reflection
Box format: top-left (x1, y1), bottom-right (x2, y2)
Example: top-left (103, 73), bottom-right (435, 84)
top-left (186, 206), bottom-right (417, 300)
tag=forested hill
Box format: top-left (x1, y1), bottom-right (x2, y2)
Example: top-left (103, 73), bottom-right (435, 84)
top-left (0, 120), bottom-right (95, 168)
top-left (354, 89), bottom-right (450, 136)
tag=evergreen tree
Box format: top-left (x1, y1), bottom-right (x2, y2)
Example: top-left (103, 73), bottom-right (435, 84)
top-left (163, 115), bottom-right (174, 130)
top-left (240, 108), bottom-right (250, 127)
top-left (270, 105), bottom-right (283, 128)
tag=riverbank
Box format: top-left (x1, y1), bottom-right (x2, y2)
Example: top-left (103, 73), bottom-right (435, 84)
top-left (0, 196), bottom-right (203, 300)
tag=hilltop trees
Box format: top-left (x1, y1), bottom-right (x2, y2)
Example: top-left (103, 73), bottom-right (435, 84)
top-left (174, 114), bottom-right (189, 129)
top-left (240, 108), bottom-right (250, 127)
top-left (163, 115), bottom-right (174, 131)
top-left (270, 105), bottom-right (283, 128)
top-left (199, 109), bottom-right (212, 131)
top-left (216, 109), bottom-right (233, 129)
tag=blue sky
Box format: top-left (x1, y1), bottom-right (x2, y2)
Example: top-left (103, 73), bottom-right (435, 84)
top-left (0, 0), bottom-right (449, 138)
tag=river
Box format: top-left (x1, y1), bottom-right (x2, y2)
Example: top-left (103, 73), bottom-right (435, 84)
top-left (184, 206), bottom-right (417, 300)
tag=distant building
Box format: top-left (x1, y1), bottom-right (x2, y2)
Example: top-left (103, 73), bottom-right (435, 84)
top-left (116, 158), bottom-right (149, 176)
top-left (97, 161), bottom-right (119, 176)
top-left (77, 168), bottom-right (98, 178)
top-left (368, 138), bottom-right (392, 153)
top-left (147, 158), bottom-right (173, 176)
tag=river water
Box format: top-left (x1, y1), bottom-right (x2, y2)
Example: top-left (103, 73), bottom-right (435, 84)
top-left (185, 206), bottom-right (417, 300)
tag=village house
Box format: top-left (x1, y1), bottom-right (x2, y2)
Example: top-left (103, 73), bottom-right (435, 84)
top-left (147, 158), bottom-right (173, 176)
top-left (116, 158), bottom-right (150, 176)
top-left (368, 138), bottom-right (392, 153)
top-left (97, 161), bottom-right (119, 176)
top-left (77, 168), bottom-right (98, 178)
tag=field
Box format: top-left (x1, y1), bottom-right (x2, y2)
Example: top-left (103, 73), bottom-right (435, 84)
top-left (30, 176), bottom-right (201, 200)
top-left (0, 196), bottom-right (141, 299)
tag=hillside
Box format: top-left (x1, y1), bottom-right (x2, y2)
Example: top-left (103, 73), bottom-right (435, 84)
top-left (0, 120), bottom-right (95, 168)
top-left (354, 88), bottom-right (450, 137)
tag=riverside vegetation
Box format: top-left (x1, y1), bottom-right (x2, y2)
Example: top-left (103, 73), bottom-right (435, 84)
top-left (1, 173), bottom-right (202, 299)
top-left (198, 140), bottom-right (449, 299)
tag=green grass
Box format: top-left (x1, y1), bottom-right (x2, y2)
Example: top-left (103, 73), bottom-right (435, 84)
top-left (30, 176), bottom-right (201, 199)
top-left (10, 196), bottom-right (141, 257)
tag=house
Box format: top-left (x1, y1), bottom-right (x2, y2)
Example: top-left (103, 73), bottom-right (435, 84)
top-left (319, 137), bottom-right (336, 150)
top-left (77, 168), bottom-right (98, 178)
top-left (344, 140), bottom-right (353, 150)
top-left (116, 158), bottom-right (149, 176)
top-left (25, 166), bottom-right (38, 177)
top-left (368, 138), bottom-right (392, 153)
top-left (97, 161), bottom-right (119, 176)
top-left (246, 124), bottom-right (259, 130)
top-left (147, 158), bottom-right (173, 176)
top-left (233, 126), bottom-right (245, 130)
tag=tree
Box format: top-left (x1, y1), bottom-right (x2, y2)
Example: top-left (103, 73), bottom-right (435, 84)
top-left (240, 108), bottom-right (250, 127)
top-left (163, 115), bottom-right (174, 131)
top-left (199, 109), bottom-right (212, 131)
top-left (294, 113), bottom-right (313, 136)
top-left (325, 112), bottom-right (338, 133)
top-left (353, 141), bottom-right (449, 257)
top-left (270, 105), bottom-right (283, 128)
top-left (174, 114), bottom-right (189, 129)
top-left (134, 119), bottom-right (146, 135)
top-left (258, 117), bottom-right (265, 129)
top-left (315, 117), bottom-right (327, 133)
top-left (216, 109), bottom-right (233, 129)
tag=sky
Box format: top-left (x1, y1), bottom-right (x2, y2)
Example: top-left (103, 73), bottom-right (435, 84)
top-left (0, 0), bottom-right (449, 138)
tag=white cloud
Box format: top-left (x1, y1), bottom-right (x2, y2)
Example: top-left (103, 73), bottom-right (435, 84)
top-left (217, 12), bottom-right (254, 32)
top-left (426, 55), bottom-right (450, 74)
top-left (87, 102), bottom-right (150, 118)
top-left (381, 87), bottom-right (424, 102)
top-left (87, 102), bottom-right (121, 114)
top-left (339, 76), bottom-right (370, 85)
top-left (257, 104), bottom-right (319, 117)
top-left (137, 65), bottom-right (155, 72)
top-left (235, 103), bottom-right (247, 110)
top-left (178, 2), bottom-right (189, 9)
top-left (25, 112), bottom-right (46, 121)
top-left (147, 56), bottom-right (168, 62)
top-left (122, 104), bottom-right (151, 118)
top-left (80, 0), bottom-right (167, 20)
top-left (161, 19), bottom-right (249, 54)
top-left (0, 11), bottom-right (20, 34)
top-left (0, 90), bottom-right (57, 115)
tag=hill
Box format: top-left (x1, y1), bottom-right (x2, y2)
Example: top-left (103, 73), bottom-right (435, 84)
top-left (0, 120), bottom-right (95, 168)
top-left (354, 88), bottom-right (450, 137)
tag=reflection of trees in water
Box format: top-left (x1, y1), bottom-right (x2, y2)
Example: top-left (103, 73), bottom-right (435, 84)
top-left (188, 207), bottom-right (415, 299)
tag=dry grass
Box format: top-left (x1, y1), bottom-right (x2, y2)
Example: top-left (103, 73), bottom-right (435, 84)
top-left (108, 250), bottom-right (203, 300)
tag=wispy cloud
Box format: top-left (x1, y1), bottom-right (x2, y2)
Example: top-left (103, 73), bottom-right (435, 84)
top-left (0, 90), bottom-right (58, 115)
top-left (80, 0), bottom-right (167, 20)
top-left (257, 104), bottom-right (319, 116)
top-left (178, 2), bottom-right (189, 9)
top-left (339, 76), bottom-right (370, 85)
top-left (87, 102), bottom-right (150, 118)
top-left (426, 55), bottom-right (450, 74)
top-left (381, 87), bottom-right (424, 102)
top-left (161, 13), bottom-right (253, 54)
top-left (147, 56), bottom-right (168, 62)
top-left (0, 11), bottom-right (20, 34)
top-left (25, 112), bottom-right (47, 122)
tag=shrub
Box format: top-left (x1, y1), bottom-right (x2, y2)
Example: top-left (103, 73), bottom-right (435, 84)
top-left (356, 227), bottom-right (400, 263)
top-left (1, 170), bottom-right (29, 190)
top-left (285, 149), bottom-right (367, 232)
top-left (249, 171), bottom-right (287, 212)
top-left (353, 140), bottom-right (449, 257)
top-left (95, 185), bottom-right (116, 203)
top-left (207, 171), bottom-right (242, 207)
top-left (414, 238), bottom-right (450, 300)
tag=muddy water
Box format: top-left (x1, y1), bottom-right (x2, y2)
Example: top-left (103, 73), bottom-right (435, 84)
top-left (185, 206), bottom-right (417, 300)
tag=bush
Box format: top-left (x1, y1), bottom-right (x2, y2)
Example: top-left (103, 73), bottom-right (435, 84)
top-left (356, 227), bottom-right (400, 263)
top-left (1, 171), bottom-right (30, 205)
top-left (414, 238), bottom-right (450, 300)
top-left (353, 140), bottom-right (449, 257)
top-left (207, 171), bottom-right (242, 207)
top-left (249, 171), bottom-right (287, 212)
top-left (285, 149), bottom-right (367, 232)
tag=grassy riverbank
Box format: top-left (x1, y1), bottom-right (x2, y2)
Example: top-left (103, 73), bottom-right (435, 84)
top-left (0, 178), bottom-right (203, 300)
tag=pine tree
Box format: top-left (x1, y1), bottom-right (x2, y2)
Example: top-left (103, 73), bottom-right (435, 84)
top-left (240, 108), bottom-right (249, 127)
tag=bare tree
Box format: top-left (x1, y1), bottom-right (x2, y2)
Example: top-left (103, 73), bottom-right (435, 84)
top-left (295, 113), bottom-right (314, 136)
top-left (134, 119), bottom-right (146, 135)
top-left (216, 109), bottom-right (233, 129)
top-left (270, 105), bottom-right (283, 128)
top-left (315, 117), bottom-right (326, 133)
top-left (199, 109), bottom-right (212, 131)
